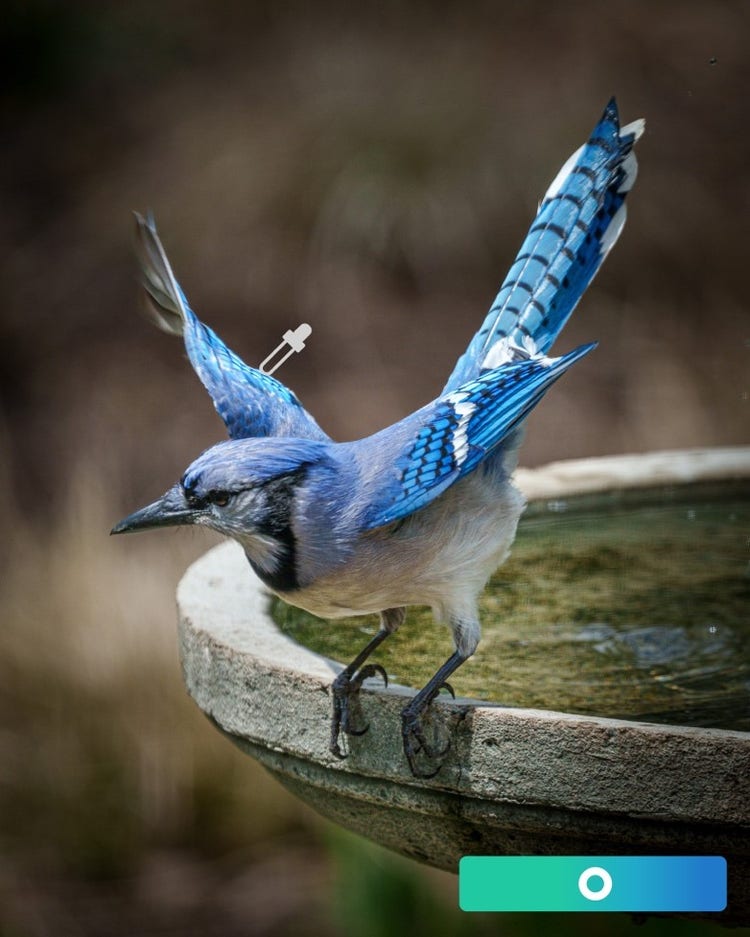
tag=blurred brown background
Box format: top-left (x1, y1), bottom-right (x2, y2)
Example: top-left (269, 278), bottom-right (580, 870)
top-left (1, 2), bottom-right (748, 935)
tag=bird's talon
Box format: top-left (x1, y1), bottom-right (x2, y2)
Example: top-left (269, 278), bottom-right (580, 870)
top-left (350, 662), bottom-right (388, 691)
top-left (412, 760), bottom-right (442, 780)
top-left (330, 742), bottom-right (348, 760)
top-left (433, 738), bottom-right (452, 758)
top-left (330, 657), bottom-right (388, 753)
top-left (345, 721), bottom-right (369, 737)
top-left (401, 705), bottom-right (451, 776)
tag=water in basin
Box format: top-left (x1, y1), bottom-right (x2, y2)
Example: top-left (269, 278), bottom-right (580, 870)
top-left (273, 480), bottom-right (750, 731)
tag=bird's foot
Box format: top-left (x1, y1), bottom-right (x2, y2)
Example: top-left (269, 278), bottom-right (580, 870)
top-left (401, 682), bottom-right (455, 778)
top-left (329, 663), bottom-right (388, 759)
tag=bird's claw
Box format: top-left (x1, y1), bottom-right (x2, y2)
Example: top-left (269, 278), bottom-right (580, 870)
top-left (350, 663), bottom-right (389, 692)
top-left (401, 701), bottom-right (452, 778)
top-left (329, 663), bottom-right (388, 758)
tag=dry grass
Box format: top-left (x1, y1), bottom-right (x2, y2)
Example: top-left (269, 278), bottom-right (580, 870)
top-left (0, 437), bottom-right (335, 933)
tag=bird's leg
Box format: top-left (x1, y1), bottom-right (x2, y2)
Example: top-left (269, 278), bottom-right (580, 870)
top-left (330, 606), bottom-right (405, 759)
top-left (401, 610), bottom-right (478, 776)
top-left (401, 650), bottom-right (468, 778)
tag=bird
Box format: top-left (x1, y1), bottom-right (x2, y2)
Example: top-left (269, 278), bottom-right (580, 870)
top-left (112, 98), bottom-right (644, 777)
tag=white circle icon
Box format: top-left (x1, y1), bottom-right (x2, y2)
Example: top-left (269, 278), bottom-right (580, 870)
top-left (578, 866), bottom-right (613, 901)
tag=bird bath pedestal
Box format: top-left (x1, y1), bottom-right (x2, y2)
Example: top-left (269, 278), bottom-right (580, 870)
top-left (177, 448), bottom-right (750, 924)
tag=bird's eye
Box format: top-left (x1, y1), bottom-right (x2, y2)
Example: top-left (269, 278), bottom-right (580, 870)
top-left (210, 490), bottom-right (231, 508)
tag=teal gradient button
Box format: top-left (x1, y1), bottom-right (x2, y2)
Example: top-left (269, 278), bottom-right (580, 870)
top-left (459, 856), bottom-right (727, 912)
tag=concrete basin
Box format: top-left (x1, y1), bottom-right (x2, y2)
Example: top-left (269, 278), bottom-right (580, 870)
top-left (177, 447), bottom-right (750, 923)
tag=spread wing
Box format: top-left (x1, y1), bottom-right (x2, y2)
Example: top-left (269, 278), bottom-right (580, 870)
top-left (364, 342), bottom-right (595, 529)
top-left (133, 213), bottom-right (328, 442)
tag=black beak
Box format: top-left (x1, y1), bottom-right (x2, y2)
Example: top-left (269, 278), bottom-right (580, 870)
top-left (111, 484), bottom-right (198, 535)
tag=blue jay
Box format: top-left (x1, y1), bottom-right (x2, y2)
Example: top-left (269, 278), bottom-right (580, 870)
top-left (113, 99), bottom-right (643, 776)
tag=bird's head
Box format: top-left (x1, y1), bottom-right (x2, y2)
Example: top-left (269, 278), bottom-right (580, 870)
top-left (111, 437), bottom-right (331, 589)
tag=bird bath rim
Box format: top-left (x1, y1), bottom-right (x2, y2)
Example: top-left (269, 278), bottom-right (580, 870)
top-left (177, 446), bottom-right (750, 923)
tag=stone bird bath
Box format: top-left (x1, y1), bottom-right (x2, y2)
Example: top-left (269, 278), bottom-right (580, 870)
top-left (177, 448), bottom-right (750, 924)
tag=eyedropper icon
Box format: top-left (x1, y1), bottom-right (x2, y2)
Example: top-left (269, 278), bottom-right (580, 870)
top-left (259, 323), bottom-right (312, 375)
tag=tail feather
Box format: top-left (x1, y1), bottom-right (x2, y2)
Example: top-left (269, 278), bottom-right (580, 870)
top-left (444, 99), bottom-right (643, 393)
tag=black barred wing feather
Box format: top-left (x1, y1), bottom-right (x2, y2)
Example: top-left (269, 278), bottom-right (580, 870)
top-left (365, 342), bottom-right (596, 529)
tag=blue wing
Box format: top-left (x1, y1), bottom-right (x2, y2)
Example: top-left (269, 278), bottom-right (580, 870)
top-left (133, 213), bottom-right (328, 442)
top-left (364, 342), bottom-right (596, 529)
top-left (444, 98), bottom-right (643, 392)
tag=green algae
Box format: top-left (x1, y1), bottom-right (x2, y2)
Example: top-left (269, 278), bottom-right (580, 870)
top-left (272, 481), bottom-right (750, 731)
